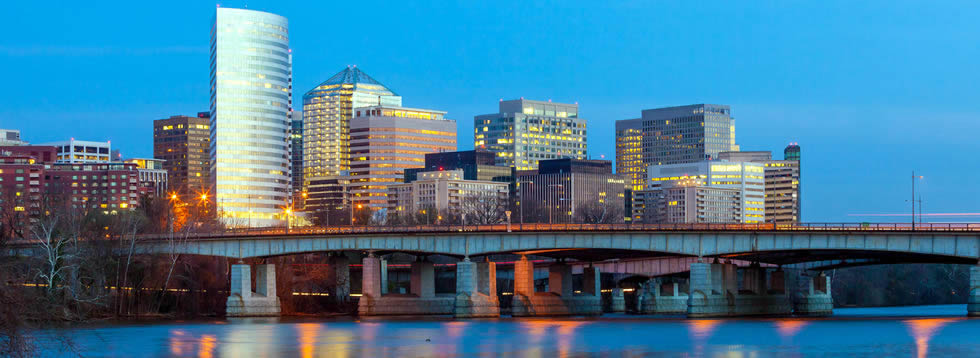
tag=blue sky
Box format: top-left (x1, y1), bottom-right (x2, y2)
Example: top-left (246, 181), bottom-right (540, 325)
top-left (2, 1), bottom-right (978, 222)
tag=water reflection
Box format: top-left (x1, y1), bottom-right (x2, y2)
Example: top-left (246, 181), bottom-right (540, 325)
top-left (774, 319), bottom-right (809, 339)
top-left (904, 318), bottom-right (959, 358)
top-left (687, 319), bottom-right (722, 339)
top-left (43, 305), bottom-right (980, 357)
top-left (198, 334), bottom-right (216, 358)
top-left (295, 323), bottom-right (320, 358)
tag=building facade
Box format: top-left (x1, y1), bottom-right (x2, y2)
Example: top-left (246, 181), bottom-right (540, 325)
top-left (40, 139), bottom-right (111, 163)
top-left (645, 161), bottom-right (765, 224)
top-left (403, 149), bottom-right (514, 184)
top-left (516, 159), bottom-right (625, 224)
top-left (302, 66), bottom-right (401, 184)
top-left (387, 169), bottom-right (510, 224)
top-left (718, 145), bottom-right (802, 225)
top-left (210, 7), bottom-right (293, 227)
top-left (153, 113), bottom-right (211, 199)
top-left (124, 158), bottom-right (168, 198)
top-left (474, 99), bottom-right (587, 170)
top-left (0, 129), bottom-right (26, 146)
top-left (347, 106), bottom-right (457, 210)
top-left (616, 104), bottom-right (737, 191)
top-left (291, 117), bottom-right (304, 202)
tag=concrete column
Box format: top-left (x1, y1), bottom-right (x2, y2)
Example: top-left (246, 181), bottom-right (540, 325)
top-left (609, 288), bottom-right (626, 312)
top-left (968, 265), bottom-right (979, 317)
top-left (690, 262), bottom-right (712, 295)
top-left (477, 260), bottom-right (497, 297)
top-left (230, 264), bottom-right (251, 299)
top-left (742, 266), bottom-right (765, 295)
top-left (673, 282), bottom-right (680, 297)
top-left (769, 269), bottom-right (786, 294)
top-left (255, 264), bottom-right (276, 298)
top-left (410, 261), bottom-right (435, 298)
top-left (456, 258), bottom-right (477, 295)
top-left (794, 272), bottom-right (833, 316)
top-left (709, 263), bottom-right (724, 295)
top-left (548, 263), bottom-right (573, 296)
top-left (327, 255), bottom-right (350, 302)
top-left (582, 266), bottom-right (600, 297)
top-left (722, 263), bottom-right (737, 296)
top-left (226, 263), bottom-right (280, 317)
top-left (380, 259), bottom-right (389, 295)
top-left (454, 258), bottom-right (500, 318)
top-left (361, 254), bottom-right (381, 299)
top-left (514, 255), bottom-right (535, 297)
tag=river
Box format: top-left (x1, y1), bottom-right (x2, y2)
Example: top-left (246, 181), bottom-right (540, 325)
top-left (41, 305), bottom-right (979, 357)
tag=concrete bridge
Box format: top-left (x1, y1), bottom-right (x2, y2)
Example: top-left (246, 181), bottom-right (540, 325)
top-left (8, 223), bottom-right (980, 318)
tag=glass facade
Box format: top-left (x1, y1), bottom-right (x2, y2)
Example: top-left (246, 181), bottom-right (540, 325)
top-left (474, 99), bottom-right (587, 171)
top-left (210, 8), bottom-right (292, 227)
top-left (302, 67), bottom-right (401, 186)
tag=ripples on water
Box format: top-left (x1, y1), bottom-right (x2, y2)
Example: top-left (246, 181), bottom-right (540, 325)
top-left (45, 305), bottom-right (980, 357)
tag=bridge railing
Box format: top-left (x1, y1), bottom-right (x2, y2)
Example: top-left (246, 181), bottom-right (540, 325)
top-left (128, 222), bottom-right (980, 241)
top-left (11, 222), bottom-right (978, 243)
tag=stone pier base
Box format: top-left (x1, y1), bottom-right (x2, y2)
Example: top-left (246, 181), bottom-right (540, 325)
top-left (969, 266), bottom-right (979, 317)
top-left (603, 288), bottom-right (625, 313)
top-left (510, 258), bottom-right (602, 316)
top-left (360, 296), bottom-right (456, 315)
top-left (226, 264), bottom-right (281, 317)
top-left (454, 259), bottom-right (500, 318)
top-left (687, 262), bottom-right (793, 318)
top-left (794, 272), bottom-right (833, 316)
top-left (640, 280), bottom-right (687, 314)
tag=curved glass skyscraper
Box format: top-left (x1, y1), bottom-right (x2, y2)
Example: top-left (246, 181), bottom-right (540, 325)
top-left (210, 7), bottom-right (292, 227)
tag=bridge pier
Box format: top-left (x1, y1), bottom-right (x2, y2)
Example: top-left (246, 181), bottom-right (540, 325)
top-left (604, 288), bottom-right (626, 313)
top-left (794, 272), bottom-right (833, 316)
top-left (687, 262), bottom-right (735, 318)
top-left (688, 262), bottom-right (792, 317)
top-left (358, 254), bottom-right (453, 316)
top-left (970, 266), bottom-right (979, 317)
top-left (640, 279), bottom-right (688, 314)
top-left (511, 256), bottom-right (602, 316)
top-left (226, 263), bottom-right (281, 317)
top-left (454, 258), bottom-right (500, 318)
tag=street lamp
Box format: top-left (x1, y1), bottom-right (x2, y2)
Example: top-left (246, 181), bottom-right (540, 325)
top-left (284, 207), bottom-right (293, 234)
top-left (907, 172), bottom-right (924, 229)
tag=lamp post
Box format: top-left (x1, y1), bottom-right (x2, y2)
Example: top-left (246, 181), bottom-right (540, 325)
top-left (908, 172), bottom-right (924, 229)
top-left (284, 207), bottom-right (292, 234)
top-left (169, 192), bottom-right (178, 234)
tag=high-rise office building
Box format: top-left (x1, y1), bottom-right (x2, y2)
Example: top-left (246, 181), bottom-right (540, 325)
top-left (516, 159), bottom-right (625, 224)
top-left (616, 104), bottom-right (737, 190)
top-left (646, 161), bottom-right (765, 224)
top-left (302, 66), bottom-right (401, 185)
top-left (347, 106), bottom-right (456, 210)
top-left (153, 113), bottom-right (211, 199)
top-left (210, 7), bottom-right (293, 227)
top-left (474, 99), bottom-right (587, 170)
top-left (718, 145), bottom-right (802, 225)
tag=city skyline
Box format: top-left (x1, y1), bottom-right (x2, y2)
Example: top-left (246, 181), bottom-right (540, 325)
top-left (2, 1), bottom-right (978, 222)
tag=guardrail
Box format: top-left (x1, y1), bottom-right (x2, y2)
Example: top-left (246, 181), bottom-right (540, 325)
top-left (127, 222), bottom-right (980, 241)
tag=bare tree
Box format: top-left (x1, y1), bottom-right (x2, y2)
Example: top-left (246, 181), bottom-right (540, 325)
top-left (459, 191), bottom-right (506, 225)
top-left (574, 199), bottom-right (625, 224)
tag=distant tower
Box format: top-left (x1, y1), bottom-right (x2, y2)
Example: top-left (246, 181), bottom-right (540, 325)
top-left (784, 143), bottom-right (801, 161)
top-left (210, 7), bottom-right (292, 227)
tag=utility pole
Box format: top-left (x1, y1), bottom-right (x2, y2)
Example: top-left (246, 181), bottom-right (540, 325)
top-left (911, 171), bottom-right (915, 230)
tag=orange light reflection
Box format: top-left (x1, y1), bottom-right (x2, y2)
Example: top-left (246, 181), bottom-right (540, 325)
top-left (904, 318), bottom-right (958, 358)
